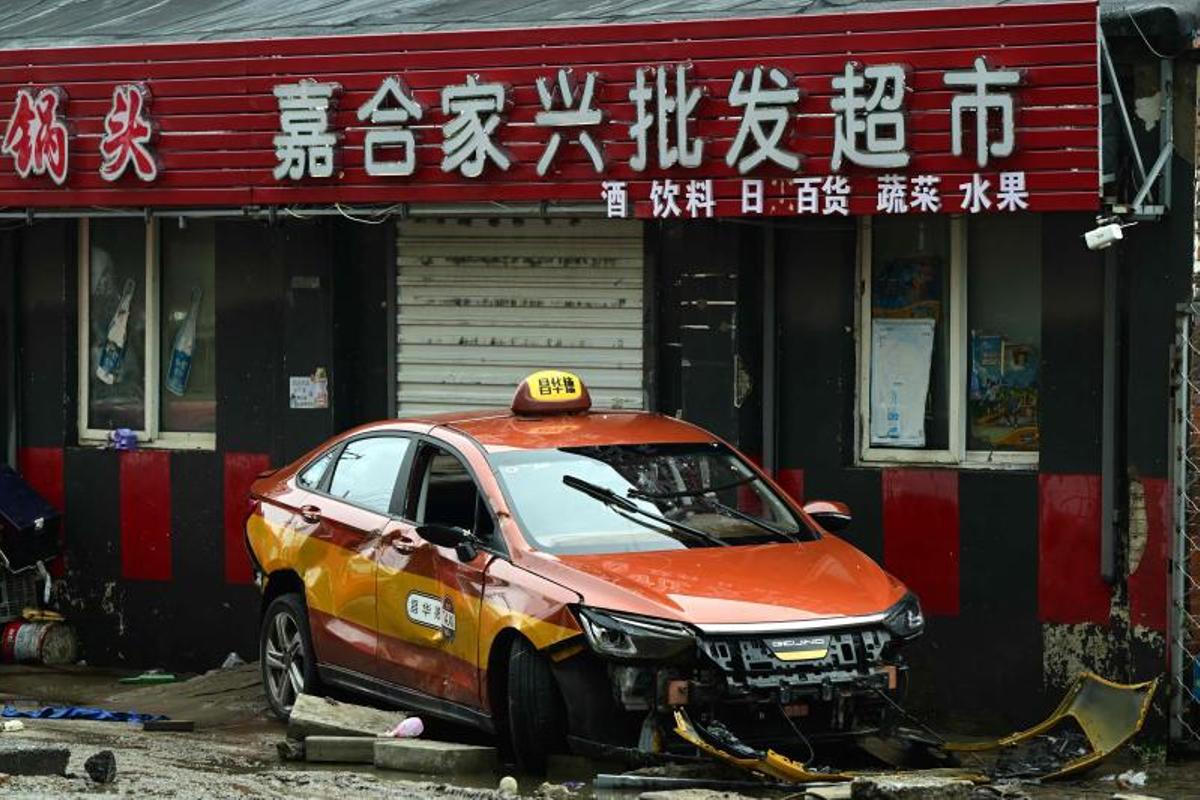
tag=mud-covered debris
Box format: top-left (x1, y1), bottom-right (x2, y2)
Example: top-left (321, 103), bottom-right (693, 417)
top-left (638, 791), bottom-right (758, 800)
top-left (497, 775), bottom-right (518, 797)
top-left (277, 738), bottom-right (306, 762)
top-left (288, 693), bottom-right (405, 739)
top-left (534, 781), bottom-right (576, 799)
top-left (84, 750), bottom-right (116, 784)
top-left (991, 725), bottom-right (1090, 780)
top-left (0, 742), bottom-right (69, 776)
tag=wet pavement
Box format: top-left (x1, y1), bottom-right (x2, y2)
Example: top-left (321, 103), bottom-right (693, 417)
top-left (1, 663), bottom-right (1197, 798)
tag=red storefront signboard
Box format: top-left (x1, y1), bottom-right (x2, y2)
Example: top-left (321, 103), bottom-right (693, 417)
top-left (0, 0), bottom-right (1099, 216)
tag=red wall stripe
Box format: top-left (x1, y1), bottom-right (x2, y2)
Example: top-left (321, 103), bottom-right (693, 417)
top-left (1129, 477), bottom-right (1169, 632)
top-left (1037, 473), bottom-right (1109, 624)
top-left (776, 468), bottom-right (805, 504)
top-left (17, 446), bottom-right (66, 576)
top-left (17, 446), bottom-right (64, 510)
top-left (119, 450), bottom-right (172, 581)
top-left (224, 452), bottom-right (271, 585)
top-left (882, 469), bottom-right (959, 616)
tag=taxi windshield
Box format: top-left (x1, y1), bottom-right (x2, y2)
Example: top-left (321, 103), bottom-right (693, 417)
top-left (490, 442), bottom-right (813, 555)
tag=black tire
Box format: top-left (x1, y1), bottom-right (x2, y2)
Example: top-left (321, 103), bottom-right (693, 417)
top-left (505, 637), bottom-right (566, 772)
top-left (260, 593), bottom-right (320, 721)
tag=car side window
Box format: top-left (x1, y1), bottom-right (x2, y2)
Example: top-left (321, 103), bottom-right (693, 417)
top-left (412, 445), bottom-right (496, 545)
top-left (327, 436), bottom-right (411, 515)
top-left (296, 449), bottom-right (335, 490)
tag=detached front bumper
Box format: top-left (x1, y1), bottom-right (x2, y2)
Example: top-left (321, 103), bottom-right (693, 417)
top-left (554, 603), bottom-right (922, 755)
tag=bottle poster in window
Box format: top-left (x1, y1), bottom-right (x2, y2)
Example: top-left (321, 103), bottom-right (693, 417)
top-left (870, 318), bottom-right (936, 448)
top-left (969, 330), bottom-right (1039, 451)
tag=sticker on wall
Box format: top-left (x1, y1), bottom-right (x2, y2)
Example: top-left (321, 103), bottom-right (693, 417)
top-left (406, 591), bottom-right (456, 641)
top-left (288, 368), bottom-right (328, 409)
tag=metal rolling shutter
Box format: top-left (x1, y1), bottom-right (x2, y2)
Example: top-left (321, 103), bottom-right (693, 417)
top-left (395, 218), bottom-right (644, 415)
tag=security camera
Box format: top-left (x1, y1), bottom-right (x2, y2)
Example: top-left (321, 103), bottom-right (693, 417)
top-left (1084, 223), bottom-right (1124, 251)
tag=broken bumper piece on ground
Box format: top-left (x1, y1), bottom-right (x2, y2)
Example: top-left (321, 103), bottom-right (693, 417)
top-left (944, 671), bottom-right (1160, 780)
top-left (672, 671), bottom-right (1157, 785)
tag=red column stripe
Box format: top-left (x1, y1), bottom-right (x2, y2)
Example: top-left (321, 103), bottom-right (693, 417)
top-left (882, 469), bottom-right (959, 616)
top-left (17, 447), bottom-right (64, 510)
top-left (224, 452), bottom-right (271, 585)
top-left (1128, 477), bottom-right (1169, 633)
top-left (1037, 473), bottom-right (1109, 624)
top-left (17, 446), bottom-right (66, 576)
top-left (119, 450), bottom-right (172, 582)
top-left (776, 468), bottom-right (805, 504)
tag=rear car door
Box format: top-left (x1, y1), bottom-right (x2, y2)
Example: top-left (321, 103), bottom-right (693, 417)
top-left (375, 439), bottom-right (499, 709)
top-left (301, 434), bottom-right (412, 676)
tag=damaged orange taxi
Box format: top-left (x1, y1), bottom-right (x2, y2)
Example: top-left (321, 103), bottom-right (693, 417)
top-left (245, 370), bottom-right (924, 769)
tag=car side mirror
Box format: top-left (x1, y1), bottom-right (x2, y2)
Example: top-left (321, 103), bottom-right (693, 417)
top-left (415, 524), bottom-right (478, 562)
top-left (802, 500), bottom-right (852, 533)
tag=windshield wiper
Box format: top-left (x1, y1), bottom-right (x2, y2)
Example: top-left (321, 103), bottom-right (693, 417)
top-left (628, 486), bottom-right (797, 542)
top-left (561, 474), bottom-right (729, 548)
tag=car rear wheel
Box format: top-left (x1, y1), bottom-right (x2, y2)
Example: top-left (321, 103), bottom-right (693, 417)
top-left (260, 594), bottom-right (319, 720)
top-left (506, 637), bottom-right (566, 772)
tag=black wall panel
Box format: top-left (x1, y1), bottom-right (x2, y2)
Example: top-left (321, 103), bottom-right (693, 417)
top-left (1123, 156), bottom-right (1194, 479)
top-left (332, 218), bottom-right (391, 430)
top-left (62, 447), bottom-right (122, 665)
top-left (17, 220), bottom-right (74, 448)
top-left (1039, 212), bottom-right (1104, 474)
top-left (215, 220), bottom-right (281, 455)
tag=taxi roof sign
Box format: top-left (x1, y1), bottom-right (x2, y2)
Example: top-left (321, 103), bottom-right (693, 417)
top-left (512, 370), bottom-right (592, 415)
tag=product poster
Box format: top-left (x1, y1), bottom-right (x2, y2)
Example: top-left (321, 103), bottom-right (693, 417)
top-left (289, 369), bottom-right (329, 410)
top-left (969, 331), bottom-right (1039, 450)
top-left (870, 318), bottom-right (937, 448)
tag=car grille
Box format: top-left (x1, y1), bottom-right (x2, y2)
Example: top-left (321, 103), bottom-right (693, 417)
top-left (699, 628), bottom-right (891, 674)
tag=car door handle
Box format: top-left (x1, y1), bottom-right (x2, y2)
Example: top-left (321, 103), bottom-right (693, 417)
top-left (299, 504), bottom-right (322, 524)
top-left (390, 537), bottom-right (418, 554)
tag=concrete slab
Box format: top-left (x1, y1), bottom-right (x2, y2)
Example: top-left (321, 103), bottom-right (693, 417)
top-left (0, 742), bottom-right (69, 776)
top-left (304, 735), bottom-right (378, 764)
top-left (374, 738), bottom-right (497, 774)
top-left (850, 774), bottom-right (972, 800)
top-left (288, 693), bottom-right (405, 739)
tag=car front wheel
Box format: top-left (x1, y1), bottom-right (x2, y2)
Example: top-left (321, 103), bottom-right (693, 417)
top-left (506, 637), bottom-right (566, 772)
top-left (260, 594), bottom-right (319, 720)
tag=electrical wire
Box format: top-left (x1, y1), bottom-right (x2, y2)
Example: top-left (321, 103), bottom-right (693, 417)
top-left (776, 702), bottom-right (816, 765)
top-left (1125, 7), bottom-right (1186, 60)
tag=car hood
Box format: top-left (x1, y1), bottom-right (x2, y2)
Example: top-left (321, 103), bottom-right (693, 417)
top-left (525, 535), bottom-right (907, 625)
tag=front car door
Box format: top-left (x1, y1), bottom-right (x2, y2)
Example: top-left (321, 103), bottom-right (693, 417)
top-left (375, 437), bottom-right (499, 710)
top-left (300, 434), bottom-right (412, 677)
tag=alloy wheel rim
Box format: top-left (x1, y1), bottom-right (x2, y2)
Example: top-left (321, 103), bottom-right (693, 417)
top-left (264, 611), bottom-right (304, 713)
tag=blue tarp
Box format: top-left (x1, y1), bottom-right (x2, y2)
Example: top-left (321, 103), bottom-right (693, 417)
top-left (1, 705), bottom-right (167, 723)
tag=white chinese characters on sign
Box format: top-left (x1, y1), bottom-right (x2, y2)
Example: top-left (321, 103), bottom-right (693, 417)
top-left (831, 63), bottom-right (910, 171)
top-left (535, 69), bottom-right (605, 176)
top-left (273, 80), bottom-right (340, 180)
top-left (945, 56), bottom-right (1023, 167)
top-left (629, 65), bottom-right (704, 171)
top-left (442, 75), bottom-right (512, 177)
top-left (726, 66), bottom-right (802, 173)
top-left (357, 76), bottom-right (424, 177)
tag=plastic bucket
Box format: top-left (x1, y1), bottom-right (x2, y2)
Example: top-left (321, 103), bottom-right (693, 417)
top-left (1, 621), bottom-right (78, 665)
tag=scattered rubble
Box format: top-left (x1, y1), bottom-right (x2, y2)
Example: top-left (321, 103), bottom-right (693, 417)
top-left (83, 749), bottom-right (117, 783)
top-left (304, 735), bottom-right (377, 764)
top-left (638, 790), bottom-right (757, 800)
top-left (0, 742), bottom-right (68, 776)
top-left (374, 738), bottom-right (497, 773)
top-left (287, 692), bottom-right (405, 739)
top-left (850, 774), bottom-right (973, 800)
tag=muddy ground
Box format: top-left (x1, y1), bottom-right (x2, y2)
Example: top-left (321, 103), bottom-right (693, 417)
top-left (1, 663), bottom-right (1197, 798)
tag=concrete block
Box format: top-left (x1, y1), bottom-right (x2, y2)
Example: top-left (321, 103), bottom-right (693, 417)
top-left (374, 738), bottom-right (497, 774)
top-left (0, 742), bottom-right (70, 776)
top-left (304, 735), bottom-right (378, 764)
top-left (287, 693), bottom-right (404, 739)
top-left (850, 774), bottom-right (972, 800)
top-left (639, 791), bottom-right (757, 800)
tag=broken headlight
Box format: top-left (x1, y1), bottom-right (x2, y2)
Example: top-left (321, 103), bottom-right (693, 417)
top-left (882, 593), bottom-right (925, 640)
top-left (577, 607), bottom-right (695, 661)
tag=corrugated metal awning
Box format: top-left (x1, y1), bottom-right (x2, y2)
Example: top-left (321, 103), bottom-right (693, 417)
top-left (0, 0), bottom-right (1126, 49)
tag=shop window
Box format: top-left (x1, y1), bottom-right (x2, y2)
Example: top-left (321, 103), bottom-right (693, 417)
top-left (78, 219), bottom-right (217, 448)
top-left (858, 215), bottom-right (1040, 467)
